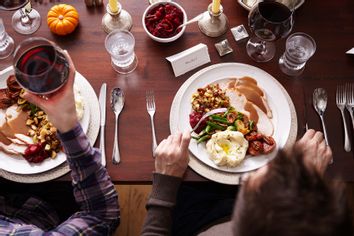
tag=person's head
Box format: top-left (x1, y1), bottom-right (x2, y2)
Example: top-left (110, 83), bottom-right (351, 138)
top-left (232, 150), bottom-right (353, 236)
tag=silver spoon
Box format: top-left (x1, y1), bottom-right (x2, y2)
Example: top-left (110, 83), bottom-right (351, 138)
top-left (176, 13), bottom-right (204, 31)
top-left (313, 88), bottom-right (330, 146)
top-left (111, 88), bottom-right (125, 165)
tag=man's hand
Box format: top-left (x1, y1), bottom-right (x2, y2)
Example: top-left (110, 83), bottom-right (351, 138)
top-left (22, 50), bottom-right (78, 133)
top-left (154, 131), bottom-right (191, 178)
top-left (295, 129), bottom-right (332, 174)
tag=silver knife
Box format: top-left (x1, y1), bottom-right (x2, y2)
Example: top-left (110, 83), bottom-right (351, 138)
top-left (99, 83), bottom-right (107, 166)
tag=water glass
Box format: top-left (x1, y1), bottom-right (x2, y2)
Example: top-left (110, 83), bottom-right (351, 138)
top-left (0, 18), bottom-right (15, 59)
top-left (105, 30), bottom-right (138, 74)
top-left (279, 32), bottom-right (316, 76)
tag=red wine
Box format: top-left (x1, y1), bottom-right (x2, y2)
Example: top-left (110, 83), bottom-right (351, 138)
top-left (0, 0), bottom-right (29, 10)
top-left (249, 1), bottom-right (292, 41)
top-left (15, 45), bottom-right (69, 94)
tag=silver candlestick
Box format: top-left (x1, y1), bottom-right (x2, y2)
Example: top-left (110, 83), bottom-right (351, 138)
top-left (198, 3), bottom-right (229, 37)
top-left (102, 2), bottom-right (133, 34)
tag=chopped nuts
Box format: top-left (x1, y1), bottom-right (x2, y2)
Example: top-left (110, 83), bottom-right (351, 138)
top-left (20, 101), bottom-right (62, 159)
top-left (191, 84), bottom-right (230, 113)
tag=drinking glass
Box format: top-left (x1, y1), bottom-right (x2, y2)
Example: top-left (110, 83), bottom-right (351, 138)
top-left (279, 32), bottom-right (316, 76)
top-left (13, 37), bottom-right (70, 94)
top-left (0, 18), bottom-right (15, 59)
top-left (0, 0), bottom-right (41, 35)
top-left (246, 0), bottom-right (294, 62)
top-left (105, 30), bottom-right (138, 74)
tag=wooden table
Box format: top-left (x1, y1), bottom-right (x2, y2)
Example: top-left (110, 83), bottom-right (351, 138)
top-left (1, 0), bottom-right (354, 183)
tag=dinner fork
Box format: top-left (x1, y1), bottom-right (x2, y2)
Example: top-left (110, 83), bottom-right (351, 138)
top-left (146, 90), bottom-right (157, 156)
top-left (345, 83), bottom-right (354, 132)
top-left (336, 85), bottom-right (351, 152)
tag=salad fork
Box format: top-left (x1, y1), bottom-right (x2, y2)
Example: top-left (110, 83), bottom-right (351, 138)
top-left (336, 85), bottom-right (351, 152)
top-left (146, 90), bottom-right (157, 156)
top-left (346, 83), bottom-right (354, 132)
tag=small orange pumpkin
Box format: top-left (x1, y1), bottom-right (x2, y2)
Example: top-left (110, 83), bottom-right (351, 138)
top-left (47, 4), bottom-right (79, 36)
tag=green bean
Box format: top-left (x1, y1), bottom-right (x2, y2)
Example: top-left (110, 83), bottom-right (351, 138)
top-left (210, 115), bottom-right (229, 124)
top-left (197, 135), bottom-right (211, 144)
top-left (205, 125), bottom-right (212, 133)
top-left (206, 121), bottom-right (226, 130)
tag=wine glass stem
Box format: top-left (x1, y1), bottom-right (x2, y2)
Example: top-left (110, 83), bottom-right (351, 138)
top-left (20, 8), bottom-right (31, 25)
top-left (257, 41), bottom-right (267, 55)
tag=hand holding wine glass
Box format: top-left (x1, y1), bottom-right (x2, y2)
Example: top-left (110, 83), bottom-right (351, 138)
top-left (246, 0), bottom-right (294, 62)
top-left (22, 53), bottom-right (78, 133)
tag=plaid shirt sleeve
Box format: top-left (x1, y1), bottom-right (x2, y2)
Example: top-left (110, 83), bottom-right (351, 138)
top-left (0, 124), bottom-right (120, 236)
top-left (53, 124), bottom-right (120, 235)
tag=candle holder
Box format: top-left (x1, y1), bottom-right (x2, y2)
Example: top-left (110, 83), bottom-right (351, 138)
top-left (198, 3), bottom-right (229, 37)
top-left (102, 2), bottom-right (133, 34)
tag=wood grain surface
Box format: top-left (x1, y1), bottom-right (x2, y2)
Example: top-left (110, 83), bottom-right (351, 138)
top-left (1, 0), bottom-right (354, 182)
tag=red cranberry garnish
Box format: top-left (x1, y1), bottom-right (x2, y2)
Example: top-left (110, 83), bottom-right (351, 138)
top-left (145, 3), bottom-right (184, 38)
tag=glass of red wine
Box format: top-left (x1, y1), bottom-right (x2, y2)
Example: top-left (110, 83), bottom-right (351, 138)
top-left (246, 0), bottom-right (294, 62)
top-left (13, 37), bottom-right (70, 95)
top-left (0, 0), bottom-right (41, 35)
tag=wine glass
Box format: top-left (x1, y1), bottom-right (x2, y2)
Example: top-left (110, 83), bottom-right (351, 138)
top-left (13, 37), bottom-right (70, 94)
top-left (246, 0), bottom-right (294, 62)
top-left (0, 0), bottom-right (41, 35)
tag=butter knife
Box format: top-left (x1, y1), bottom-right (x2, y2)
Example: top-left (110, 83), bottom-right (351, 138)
top-left (99, 83), bottom-right (107, 166)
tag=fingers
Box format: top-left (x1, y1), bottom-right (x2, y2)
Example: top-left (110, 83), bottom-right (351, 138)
top-left (22, 92), bottom-right (46, 108)
top-left (172, 133), bottom-right (182, 146)
top-left (299, 129), bottom-right (316, 142)
top-left (313, 131), bottom-right (324, 143)
top-left (155, 139), bottom-right (167, 155)
top-left (180, 131), bottom-right (191, 150)
top-left (63, 50), bottom-right (76, 86)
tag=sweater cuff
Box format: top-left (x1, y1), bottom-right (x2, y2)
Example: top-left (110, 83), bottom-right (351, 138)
top-left (151, 173), bottom-right (182, 203)
top-left (57, 122), bottom-right (82, 142)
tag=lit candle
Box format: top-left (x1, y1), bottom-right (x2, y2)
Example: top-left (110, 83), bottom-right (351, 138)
top-left (212, 0), bottom-right (221, 14)
top-left (109, 0), bottom-right (118, 13)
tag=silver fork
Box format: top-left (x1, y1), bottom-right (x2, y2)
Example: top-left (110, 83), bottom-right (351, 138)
top-left (336, 85), bottom-right (351, 152)
top-left (345, 83), bottom-right (354, 133)
top-left (146, 90), bottom-right (157, 156)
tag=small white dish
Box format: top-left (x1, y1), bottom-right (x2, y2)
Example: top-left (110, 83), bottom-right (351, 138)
top-left (142, 1), bottom-right (187, 43)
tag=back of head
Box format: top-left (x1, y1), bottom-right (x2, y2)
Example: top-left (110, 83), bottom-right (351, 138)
top-left (232, 150), bottom-right (353, 236)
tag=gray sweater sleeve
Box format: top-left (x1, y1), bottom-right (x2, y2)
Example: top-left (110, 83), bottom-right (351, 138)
top-left (141, 173), bottom-right (182, 236)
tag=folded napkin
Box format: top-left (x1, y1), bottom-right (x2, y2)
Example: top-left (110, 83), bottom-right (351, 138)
top-left (346, 48), bottom-right (354, 54)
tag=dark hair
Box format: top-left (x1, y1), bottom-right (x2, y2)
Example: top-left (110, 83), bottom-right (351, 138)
top-left (232, 150), bottom-right (353, 236)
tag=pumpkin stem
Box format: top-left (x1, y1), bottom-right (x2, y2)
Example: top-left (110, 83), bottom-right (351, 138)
top-left (59, 15), bottom-right (64, 20)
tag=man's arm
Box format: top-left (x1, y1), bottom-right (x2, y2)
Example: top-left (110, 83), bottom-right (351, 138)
top-left (22, 51), bottom-right (120, 235)
top-left (53, 124), bottom-right (119, 235)
top-left (141, 132), bottom-right (190, 235)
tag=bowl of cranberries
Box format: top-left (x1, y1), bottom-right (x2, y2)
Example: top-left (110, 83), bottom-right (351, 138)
top-left (143, 2), bottom-right (187, 43)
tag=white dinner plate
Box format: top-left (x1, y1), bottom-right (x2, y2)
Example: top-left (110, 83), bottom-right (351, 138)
top-left (170, 63), bottom-right (296, 173)
top-left (0, 66), bottom-right (90, 175)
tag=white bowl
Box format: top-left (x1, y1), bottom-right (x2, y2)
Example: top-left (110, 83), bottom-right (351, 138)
top-left (142, 1), bottom-right (187, 43)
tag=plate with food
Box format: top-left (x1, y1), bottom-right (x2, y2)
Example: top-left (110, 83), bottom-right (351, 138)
top-left (0, 66), bottom-right (91, 175)
top-left (170, 63), bottom-right (297, 177)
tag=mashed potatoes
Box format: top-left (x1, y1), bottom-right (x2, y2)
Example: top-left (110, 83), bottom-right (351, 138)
top-left (74, 85), bottom-right (84, 121)
top-left (206, 130), bottom-right (248, 167)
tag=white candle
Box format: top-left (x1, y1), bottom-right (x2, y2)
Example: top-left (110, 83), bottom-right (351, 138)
top-left (212, 0), bottom-right (221, 14)
top-left (109, 0), bottom-right (118, 13)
